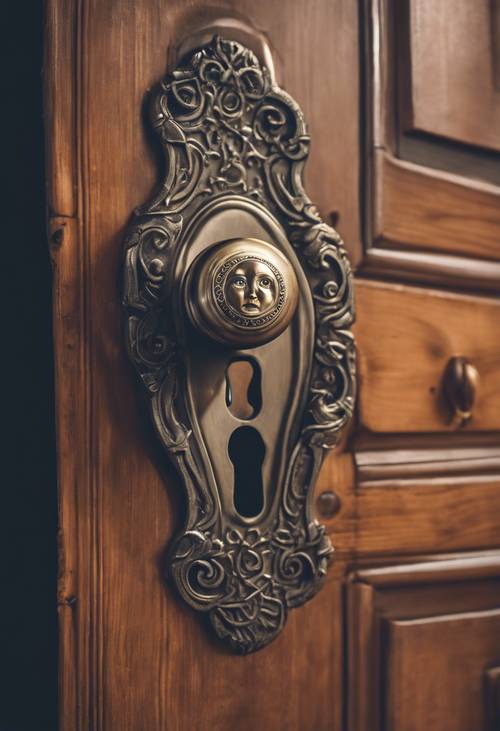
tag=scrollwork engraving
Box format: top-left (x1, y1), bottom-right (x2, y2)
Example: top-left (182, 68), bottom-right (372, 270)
top-left (123, 36), bottom-right (356, 653)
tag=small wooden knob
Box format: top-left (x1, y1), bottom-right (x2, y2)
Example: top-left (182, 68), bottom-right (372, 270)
top-left (443, 356), bottom-right (479, 428)
top-left (317, 491), bottom-right (341, 519)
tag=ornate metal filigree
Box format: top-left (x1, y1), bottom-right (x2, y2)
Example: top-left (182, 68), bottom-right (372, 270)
top-left (123, 36), bottom-right (356, 653)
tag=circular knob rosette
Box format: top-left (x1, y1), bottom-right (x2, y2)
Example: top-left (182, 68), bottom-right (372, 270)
top-left (184, 238), bottom-right (299, 348)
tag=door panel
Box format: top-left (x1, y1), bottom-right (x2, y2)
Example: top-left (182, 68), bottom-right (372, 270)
top-left (320, 445), bottom-right (500, 558)
top-left (46, 1), bottom-right (358, 729)
top-left (348, 556), bottom-right (500, 731)
top-left (385, 611), bottom-right (500, 731)
top-left (376, 155), bottom-right (500, 262)
top-left (399, 0), bottom-right (500, 151)
top-left (355, 281), bottom-right (500, 433)
top-left (361, 0), bottom-right (500, 290)
top-left (45, 1), bottom-right (500, 729)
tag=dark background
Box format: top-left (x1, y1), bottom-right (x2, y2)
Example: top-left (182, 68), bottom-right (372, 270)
top-left (1, 1), bottom-right (58, 729)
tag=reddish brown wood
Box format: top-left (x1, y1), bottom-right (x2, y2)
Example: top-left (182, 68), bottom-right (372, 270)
top-left (48, 215), bottom-right (90, 730)
top-left (318, 447), bottom-right (500, 557)
top-left (359, 246), bottom-right (500, 295)
top-left (46, 1), bottom-right (360, 729)
top-left (362, 0), bottom-right (500, 289)
top-left (377, 154), bottom-right (500, 262)
top-left (45, 1), bottom-right (500, 728)
top-left (44, 0), bottom-right (76, 217)
top-left (348, 555), bottom-right (500, 731)
top-left (355, 280), bottom-right (500, 433)
top-left (494, 0), bottom-right (500, 89)
top-left (386, 611), bottom-right (500, 731)
top-left (356, 445), bottom-right (500, 482)
top-left (401, 0), bottom-right (500, 151)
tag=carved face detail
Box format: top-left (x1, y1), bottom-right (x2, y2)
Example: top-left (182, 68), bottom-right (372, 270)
top-left (189, 240), bottom-right (296, 346)
top-left (224, 259), bottom-right (279, 317)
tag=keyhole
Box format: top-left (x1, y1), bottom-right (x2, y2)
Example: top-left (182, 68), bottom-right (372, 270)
top-left (228, 426), bottom-right (265, 518)
top-left (225, 358), bottom-right (262, 420)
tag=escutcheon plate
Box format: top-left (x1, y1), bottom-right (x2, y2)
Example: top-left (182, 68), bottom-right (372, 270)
top-left (123, 36), bottom-right (356, 653)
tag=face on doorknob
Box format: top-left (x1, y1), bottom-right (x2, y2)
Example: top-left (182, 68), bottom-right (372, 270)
top-left (225, 259), bottom-right (278, 317)
top-left (185, 238), bottom-right (299, 348)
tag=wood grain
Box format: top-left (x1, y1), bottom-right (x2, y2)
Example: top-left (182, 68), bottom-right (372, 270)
top-left (363, 0), bottom-right (500, 283)
top-left (356, 444), bottom-right (500, 482)
top-left (354, 477), bottom-right (500, 554)
top-left (401, 0), bottom-right (500, 151)
top-left (386, 611), bottom-right (500, 731)
top-left (44, 0), bottom-right (76, 216)
top-left (49, 215), bottom-right (90, 730)
top-left (376, 153), bottom-right (500, 261)
top-left (355, 279), bottom-right (500, 433)
top-left (46, 1), bottom-right (360, 729)
top-left (353, 554), bottom-right (500, 586)
top-left (359, 245), bottom-right (500, 294)
top-left (46, 1), bottom-right (500, 728)
top-left (348, 555), bottom-right (500, 731)
top-left (318, 446), bottom-right (500, 557)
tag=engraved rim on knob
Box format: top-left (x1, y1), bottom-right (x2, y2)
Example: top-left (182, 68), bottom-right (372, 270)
top-left (185, 238), bottom-right (299, 347)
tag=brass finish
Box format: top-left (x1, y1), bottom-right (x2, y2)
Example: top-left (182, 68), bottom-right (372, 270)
top-left (123, 36), bottom-right (356, 653)
top-left (443, 356), bottom-right (480, 428)
top-left (185, 238), bottom-right (299, 347)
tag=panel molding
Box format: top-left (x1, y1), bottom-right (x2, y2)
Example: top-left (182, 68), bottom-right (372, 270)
top-left (384, 610), bottom-right (500, 731)
top-left (316, 441), bottom-right (500, 558)
top-left (355, 445), bottom-right (500, 487)
top-left (485, 665), bottom-right (500, 731)
top-left (353, 554), bottom-right (500, 587)
top-left (360, 0), bottom-right (500, 292)
top-left (347, 553), bottom-right (500, 731)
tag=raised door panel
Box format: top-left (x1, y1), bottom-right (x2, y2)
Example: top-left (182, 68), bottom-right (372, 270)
top-left (361, 0), bottom-right (500, 288)
top-left (348, 555), bottom-right (500, 731)
top-left (376, 155), bottom-right (500, 262)
top-left (318, 445), bottom-right (500, 558)
top-left (400, 0), bottom-right (500, 151)
top-left (385, 611), bottom-right (500, 731)
top-left (355, 280), bottom-right (500, 433)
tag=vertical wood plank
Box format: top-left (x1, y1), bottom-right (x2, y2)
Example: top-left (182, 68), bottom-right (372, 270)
top-left (48, 0), bottom-right (360, 728)
top-left (44, 0), bottom-right (77, 217)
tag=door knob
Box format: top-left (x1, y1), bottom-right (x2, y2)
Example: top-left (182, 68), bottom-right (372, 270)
top-left (185, 238), bottom-right (299, 347)
top-left (443, 356), bottom-right (479, 427)
top-left (123, 35), bottom-right (356, 653)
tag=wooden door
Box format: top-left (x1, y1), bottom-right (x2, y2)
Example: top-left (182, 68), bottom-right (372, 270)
top-left (45, 1), bottom-right (500, 729)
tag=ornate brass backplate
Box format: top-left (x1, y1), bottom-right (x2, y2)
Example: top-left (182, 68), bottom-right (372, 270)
top-left (123, 36), bottom-right (356, 653)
